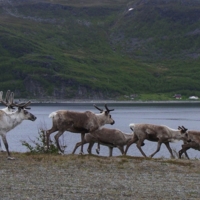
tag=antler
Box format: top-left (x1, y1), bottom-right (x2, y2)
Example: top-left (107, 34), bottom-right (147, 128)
top-left (2, 92), bottom-right (32, 110)
top-left (178, 126), bottom-right (188, 133)
top-left (93, 104), bottom-right (103, 112)
top-left (181, 126), bottom-right (188, 132)
top-left (5, 90), bottom-right (11, 104)
top-left (16, 101), bottom-right (31, 109)
top-left (94, 104), bottom-right (114, 113)
top-left (0, 90), bottom-right (7, 106)
top-left (0, 90), bottom-right (15, 109)
top-left (10, 93), bottom-right (31, 110)
top-left (105, 104), bottom-right (114, 112)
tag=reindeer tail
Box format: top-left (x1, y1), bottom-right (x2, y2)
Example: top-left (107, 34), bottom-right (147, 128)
top-left (129, 123), bottom-right (135, 131)
top-left (49, 112), bottom-right (57, 118)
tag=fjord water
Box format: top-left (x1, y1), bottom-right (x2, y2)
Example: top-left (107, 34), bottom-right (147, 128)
top-left (1, 102), bottom-right (200, 159)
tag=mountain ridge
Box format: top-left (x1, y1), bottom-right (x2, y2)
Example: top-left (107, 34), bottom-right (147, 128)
top-left (0, 0), bottom-right (200, 100)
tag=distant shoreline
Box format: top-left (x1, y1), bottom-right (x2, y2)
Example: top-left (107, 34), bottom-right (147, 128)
top-left (16, 99), bottom-right (200, 104)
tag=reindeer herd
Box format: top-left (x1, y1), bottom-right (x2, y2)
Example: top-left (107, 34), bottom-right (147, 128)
top-left (0, 90), bottom-right (200, 160)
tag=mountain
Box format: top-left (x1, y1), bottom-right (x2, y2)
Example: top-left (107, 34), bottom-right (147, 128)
top-left (1, 0), bottom-right (200, 100)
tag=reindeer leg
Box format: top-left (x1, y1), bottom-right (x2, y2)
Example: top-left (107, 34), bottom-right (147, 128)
top-left (54, 131), bottom-right (65, 154)
top-left (96, 142), bottom-right (100, 154)
top-left (118, 146), bottom-right (124, 155)
top-left (72, 138), bottom-right (88, 154)
top-left (164, 142), bottom-right (174, 158)
top-left (150, 141), bottom-right (162, 158)
top-left (179, 148), bottom-right (190, 159)
top-left (137, 140), bottom-right (147, 157)
top-left (184, 151), bottom-right (190, 159)
top-left (108, 147), bottom-right (113, 157)
top-left (87, 142), bottom-right (94, 154)
top-left (79, 132), bottom-right (85, 155)
top-left (72, 142), bottom-right (82, 154)
top-left (0, 139), bottom-right (5, 152)
top-left (178, 148), bottom-right (187, 159)
top-left (46, 127), bottom-right (58, 150)
top-left (124, 137), bottom-right (138, 155)
top-left (1, 134), bottom-right (14, 160)
top-left (179, 143), bottom-right (191, 159)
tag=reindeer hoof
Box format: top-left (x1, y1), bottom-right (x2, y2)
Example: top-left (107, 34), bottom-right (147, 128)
top-left (79, 152), bottom-right (84, 155)
top-left (141, 142), bottom-right (145, 146)
top-left (7, 157), bottom-right (15, 160)
top-left (96, 149), bottom-right (100, 154)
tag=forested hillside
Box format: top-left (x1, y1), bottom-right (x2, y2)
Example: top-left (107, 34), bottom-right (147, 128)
top-left (1, 0), bottom-right (200, 100)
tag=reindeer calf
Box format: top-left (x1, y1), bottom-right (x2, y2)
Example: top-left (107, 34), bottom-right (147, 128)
top-left (179, 127), bottom-right (200, 159)
top-left (72, 127), bottom-right (134, 157)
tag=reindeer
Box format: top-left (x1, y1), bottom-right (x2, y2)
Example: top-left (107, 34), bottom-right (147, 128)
top-left (46, 104), bottom-right (115, 154)
top-left (125, 123), bottom-right (189, 158)
top-left (0, 90), bottom-right (16, 152)
top-left (72, 127), bottom-right (134, 156)
top-left (178, 126), bottom-right (200, 159)
top-left (0, 92), bottom-right (37, 159)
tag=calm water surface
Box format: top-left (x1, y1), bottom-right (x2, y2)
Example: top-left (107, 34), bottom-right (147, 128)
top-left (1, 103), bottom-right (200, 159)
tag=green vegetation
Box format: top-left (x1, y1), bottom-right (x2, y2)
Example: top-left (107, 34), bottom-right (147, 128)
top-left (21, 129), bottom-right (62, 154)
top-left (1, 0), bottom-right (200, 100)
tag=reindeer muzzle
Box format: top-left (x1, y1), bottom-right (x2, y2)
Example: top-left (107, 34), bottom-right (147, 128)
top-left (30, 115), bottom-right (37, 121)
top-left (111, 121), bottom-right (115, 125)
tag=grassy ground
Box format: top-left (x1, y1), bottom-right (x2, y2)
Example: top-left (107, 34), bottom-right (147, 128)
top-left (0, 153), bottom-right (200, 199)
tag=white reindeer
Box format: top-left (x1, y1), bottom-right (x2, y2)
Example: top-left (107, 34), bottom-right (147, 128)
top-left (0, 90), bottom-right (16, 152)
top-left (125, 123), bottom-right (189, 158)
top-left (0, 92), bottom-right (37, 159)
top-left (46, 104), bottom-right (115, 154)
top-left (178, 126), bottom-right (200, 159)
top-left (72, 127), bottom-right (134, 157)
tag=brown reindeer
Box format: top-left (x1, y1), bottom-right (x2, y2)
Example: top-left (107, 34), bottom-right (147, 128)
top-left (72, 127), bottom-right (134, 156)
top-left (178, 126), bottom-right (200, 159)
top-left (125, 123), bottom-right (189, 158)
top-left (46, 104), bottom-right (115, 154)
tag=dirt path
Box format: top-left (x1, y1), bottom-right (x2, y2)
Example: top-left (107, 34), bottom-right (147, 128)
top-left (0, 153), bottom-right (200, 200)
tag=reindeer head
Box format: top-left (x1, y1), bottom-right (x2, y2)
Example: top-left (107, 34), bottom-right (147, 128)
top-left (16, 102), bottom-right (37, 121)
top-left (178, 126), bottom-right (190, 142)
top-left (94, 104), bottom-right (115, 125)
top-left (2, 91), bottom-right (37, 121)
